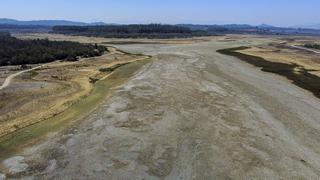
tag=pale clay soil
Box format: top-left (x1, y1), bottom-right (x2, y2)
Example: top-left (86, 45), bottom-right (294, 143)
top-left (1, 37), bottom-right (320, 180)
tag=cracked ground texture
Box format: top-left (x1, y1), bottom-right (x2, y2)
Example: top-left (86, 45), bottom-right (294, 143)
top-left (4, 38), bottom-right (320, 180)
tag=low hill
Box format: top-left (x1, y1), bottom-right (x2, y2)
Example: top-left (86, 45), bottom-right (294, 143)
top-left (294, 24), bottom-right (320, 30)
top-left (0, 24), bottom-right (51, 33)
top-left (178, 24), bottom-right (320, 36)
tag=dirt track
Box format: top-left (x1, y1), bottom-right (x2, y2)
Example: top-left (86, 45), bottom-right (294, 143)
top-left (2, 37), bottom-right (320, 179)
top-left (0, 66), bottom-right (41, 90)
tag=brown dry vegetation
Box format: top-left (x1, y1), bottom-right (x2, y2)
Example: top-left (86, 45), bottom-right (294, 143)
top-left (15, 33), bottom-right (214, 45)
top-left (238, 42), bottom-right (320, 77)
top-left (0, 46), bottom-right (149, 137)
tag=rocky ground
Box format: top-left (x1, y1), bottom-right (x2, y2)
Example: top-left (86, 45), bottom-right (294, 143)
top-left (1, 36), bottom-right (320, 179)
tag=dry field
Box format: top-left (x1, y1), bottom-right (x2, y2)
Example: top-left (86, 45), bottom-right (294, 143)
top-left (238, 39), bottom-right (320, 77)
top-left (15, 33), bottom-right (213, 45)
top-left (0, 43), bottom-right (149, 138)
top-left (1, 34), bottom-right (320, 179)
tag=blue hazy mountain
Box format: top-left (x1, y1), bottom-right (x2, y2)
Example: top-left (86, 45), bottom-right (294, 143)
top-left (0, 18), bottom-right (106, 26)
top-left (293, 24), bottom-right (320, 30)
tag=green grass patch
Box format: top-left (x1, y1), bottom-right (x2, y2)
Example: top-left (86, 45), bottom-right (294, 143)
top-left (99, 62), bottom-right (130, 73)
top-left (29, 70), bottom-right (39, 78)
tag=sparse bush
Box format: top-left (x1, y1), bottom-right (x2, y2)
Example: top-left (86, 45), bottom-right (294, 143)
top-left (304, 43), bottom-right (320, 49)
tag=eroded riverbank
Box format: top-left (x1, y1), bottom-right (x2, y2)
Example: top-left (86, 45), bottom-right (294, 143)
top-left (0, 55), bottom-right (151, 162)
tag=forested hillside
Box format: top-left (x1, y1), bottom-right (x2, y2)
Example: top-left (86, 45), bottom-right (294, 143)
top-left (0, 32), bottom-right (106, 66)
top-left (0, 24), bottom-right (51, 33)
top-left (52, 24), bottom-right (209, 38)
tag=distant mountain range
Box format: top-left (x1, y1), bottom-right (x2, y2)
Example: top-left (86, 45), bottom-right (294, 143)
top-left (0, 18), bottom-right (320, 36)
top-left (292, 24), bottom-right (320, 30)
top-left (177, 24), bottom-right (277, 32)
top-left (177, 24), bottom-right (320, 36)
top-left (1, 18), bottom-right (320, 30)
top-left (0, 18), bottom-right (106, 26)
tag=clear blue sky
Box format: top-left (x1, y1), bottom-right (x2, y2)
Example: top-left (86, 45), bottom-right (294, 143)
top-left (0, 0), bottom-right (319, 26)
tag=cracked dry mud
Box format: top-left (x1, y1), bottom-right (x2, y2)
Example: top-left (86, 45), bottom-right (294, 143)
top-left (3, 38), bottom-right (320, 179)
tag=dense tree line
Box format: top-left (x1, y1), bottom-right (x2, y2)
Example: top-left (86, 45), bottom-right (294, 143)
top-left (304, 43), bottom-right (320, 49)
top-left (52, 24), bottom-right (209, 38)
top-left (0, 24), bottom-right (49, 30)
top-left (0, 32), bottom-right (106, 66)
top-left (0, 24), bottom-right (51, 33)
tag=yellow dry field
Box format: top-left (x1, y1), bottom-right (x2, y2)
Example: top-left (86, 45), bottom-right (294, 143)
top-left (16, 33), bottom-right (216, 45)
top-left (238, 45), bottom-right (320, 77)
top-left (0, 47), bottom-right (148, 137)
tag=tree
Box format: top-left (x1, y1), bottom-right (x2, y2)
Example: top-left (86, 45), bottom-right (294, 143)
top-left (0, 33), bottom-right (107, 66)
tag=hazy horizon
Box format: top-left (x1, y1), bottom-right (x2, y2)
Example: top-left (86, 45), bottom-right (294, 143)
top-left (0, 0), bottom-right (319, 27)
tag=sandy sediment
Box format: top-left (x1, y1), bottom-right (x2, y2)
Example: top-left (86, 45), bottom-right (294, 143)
top-left (2, 37), bottom-right (320, 179)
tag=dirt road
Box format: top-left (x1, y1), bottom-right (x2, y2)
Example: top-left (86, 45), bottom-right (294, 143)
top-left (0, 66), bottom-right (41, 90)
top-left (291, 45), bottom-right (320, 54)
top-left (2, 38), bottom-right (320, 179)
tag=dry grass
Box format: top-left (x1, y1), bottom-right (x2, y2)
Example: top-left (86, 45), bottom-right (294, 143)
top-left (15, 33), bottom-right (214, 45)
top-left (0, 57), bottom-right (151, 160)
top-left (238, 45), bottom-right (320, 76)
top-left (0, 46), bottom-right (149, 138)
